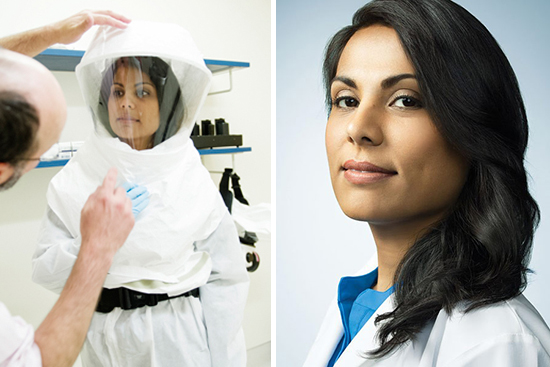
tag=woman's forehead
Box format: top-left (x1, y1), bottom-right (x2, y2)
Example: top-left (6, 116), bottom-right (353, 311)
top-left (337, 25), bottom-right (415, 84)
top-left (113, 64), bottom-right (153, 85)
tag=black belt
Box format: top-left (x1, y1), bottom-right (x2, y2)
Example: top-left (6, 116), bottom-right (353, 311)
top-left (96, 287), bottom-right (200, 313)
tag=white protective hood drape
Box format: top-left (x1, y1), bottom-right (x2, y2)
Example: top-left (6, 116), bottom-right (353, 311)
top-left (46, 21), bottom-right (227, 295)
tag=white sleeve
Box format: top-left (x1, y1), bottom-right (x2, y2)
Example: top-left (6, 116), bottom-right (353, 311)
top-left (446, 333), bottom-right (550, 367)
top-left (31, 206), bottom-right (81, 294)
top-left (0, 303), bottom-right (42, 367)
top-left (195, 211), bottom-right (250, 367)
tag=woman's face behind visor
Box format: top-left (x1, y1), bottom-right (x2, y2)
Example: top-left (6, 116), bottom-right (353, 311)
top-left (108, 61), bottom-right (160, 150)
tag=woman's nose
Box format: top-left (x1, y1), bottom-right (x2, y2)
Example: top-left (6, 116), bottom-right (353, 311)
top-left (346, 103), bottom-right (384, 146)
top-left (120, 96), bottom-right (135, 109)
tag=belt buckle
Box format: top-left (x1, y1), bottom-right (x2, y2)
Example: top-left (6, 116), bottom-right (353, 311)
top-left (118, 288), bottom-right (133, 310)
top-left (119, 288), bottom-right (159, 310)
top-left (146, 294), bottom-right (159, 307)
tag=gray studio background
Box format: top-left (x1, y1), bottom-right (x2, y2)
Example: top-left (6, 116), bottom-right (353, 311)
top-left (276, 0), bottom-right (550, 365)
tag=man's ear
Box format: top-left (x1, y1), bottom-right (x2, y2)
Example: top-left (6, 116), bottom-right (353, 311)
top-left (0, 162), bottom-right (15, 185)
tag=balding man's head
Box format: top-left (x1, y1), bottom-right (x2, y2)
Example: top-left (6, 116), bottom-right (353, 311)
top-left (0, 49), bottom-right (66, 190)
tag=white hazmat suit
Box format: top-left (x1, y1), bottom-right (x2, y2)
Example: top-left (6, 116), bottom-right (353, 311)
top-left (32, 21), bottom-right (249, 367)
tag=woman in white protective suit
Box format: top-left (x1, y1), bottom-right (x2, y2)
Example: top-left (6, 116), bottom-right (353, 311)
top-left (303, 0), bottom-right (550, 366)
top-left (32, 21), bottom-right (249, 367)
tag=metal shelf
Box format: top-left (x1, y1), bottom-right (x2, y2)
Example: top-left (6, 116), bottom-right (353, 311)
top-left (36, 159), bottom-right (70, 168)
top-left (34, 49), bottom-right (250, 73)
top-left (36, 147), bottom-right (251, 168)
top-left (199, 147), bottom-right (251, 155)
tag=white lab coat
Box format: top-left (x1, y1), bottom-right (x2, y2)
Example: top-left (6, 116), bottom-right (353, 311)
top-left (0, 303), bottom-right (41, 366)
top-left (305, 263), bottom-right (550, 366)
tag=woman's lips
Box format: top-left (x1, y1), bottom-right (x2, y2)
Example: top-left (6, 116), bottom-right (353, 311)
top-left (342, 160), bottom-right (397, 184)
top-left (117, 117), bottom-right (139, 124)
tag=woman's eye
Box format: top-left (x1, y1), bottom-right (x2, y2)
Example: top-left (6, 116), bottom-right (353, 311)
top-left (392, 95), bottom-right (423, 109)
top-left (136, 89), bottom-right (150, 98)
top-left (112, 89), bottom-right (124, 98)
top-left (334, 96), bottom-right (359, 109)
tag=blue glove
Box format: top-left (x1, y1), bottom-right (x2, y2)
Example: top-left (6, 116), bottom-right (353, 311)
top-left (122, 182), bottom-right (150, 217)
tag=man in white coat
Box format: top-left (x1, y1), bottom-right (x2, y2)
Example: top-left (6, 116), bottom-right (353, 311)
top-left (0, 11), bottom-right (135, 367)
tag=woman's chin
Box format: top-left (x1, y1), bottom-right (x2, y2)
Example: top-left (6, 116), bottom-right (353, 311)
top-left (115, 136), bottom-right (133, 143)
top-left (340, 207), bottom-right (387, 223)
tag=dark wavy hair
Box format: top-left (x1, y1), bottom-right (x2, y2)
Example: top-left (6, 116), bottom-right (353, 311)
top-left (323, 0), bottom-right (540, 359)
top-left (0, 91), bottom-right (39, 164)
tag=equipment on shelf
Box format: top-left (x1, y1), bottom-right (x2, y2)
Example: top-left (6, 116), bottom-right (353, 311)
top-left (219, 168), bottom-right (260, 273)
top-left (215, 118), bottom-right (230, 135)
top-left (191, 118), bottom-right (243, 149)
top-left (40, 141), bottom-right (84, 160)
top-left (220, 168), bottom-right (234, 213)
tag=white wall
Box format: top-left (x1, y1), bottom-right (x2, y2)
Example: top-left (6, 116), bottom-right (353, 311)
top-left (0, 0), bottom-right (271, 362)
top-left (276, 0), bottom-right (550, 365)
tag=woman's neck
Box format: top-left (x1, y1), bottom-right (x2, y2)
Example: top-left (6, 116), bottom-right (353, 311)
top-left (121, 136), bottom-right (153, 151)
top-left (369, 215), bottom-right (442, 292)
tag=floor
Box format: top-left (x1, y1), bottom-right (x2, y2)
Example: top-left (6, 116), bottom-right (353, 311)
top-left (247, 341), bottom-right (271, 367)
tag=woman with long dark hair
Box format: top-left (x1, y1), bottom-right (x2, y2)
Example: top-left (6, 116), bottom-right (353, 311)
top-left (304, 0), bottom-right (550, 365)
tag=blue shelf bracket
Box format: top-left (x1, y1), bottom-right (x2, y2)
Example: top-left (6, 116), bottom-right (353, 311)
top-left (203, 59), bottom-right (250, 96)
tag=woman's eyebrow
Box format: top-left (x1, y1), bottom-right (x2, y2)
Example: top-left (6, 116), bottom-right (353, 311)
top-left (331, 76), bottom-right (357, 89)
top-left (135, 82), bottom-right (155, 87)
top-left (331, 74), bottom-right (416, 90)
top-left (381, 73), bottom-right (416, 89)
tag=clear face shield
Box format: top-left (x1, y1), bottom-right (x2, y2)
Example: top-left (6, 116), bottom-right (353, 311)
top-left (98, 56), bottom-right (184, 150)
top-left (76, 21), bottom-right (212, 151)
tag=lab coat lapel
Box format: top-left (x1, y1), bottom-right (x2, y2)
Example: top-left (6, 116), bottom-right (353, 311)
top-left (303, 297), bottom-right (344, 366)
top-left (304, 256), bottom-right (379, 366)
top-left (334, 294), bottom-right (395, 367)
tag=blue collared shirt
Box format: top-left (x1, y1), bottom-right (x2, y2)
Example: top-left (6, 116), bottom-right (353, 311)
top-left (327, 268), bottom-right (394, 367)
